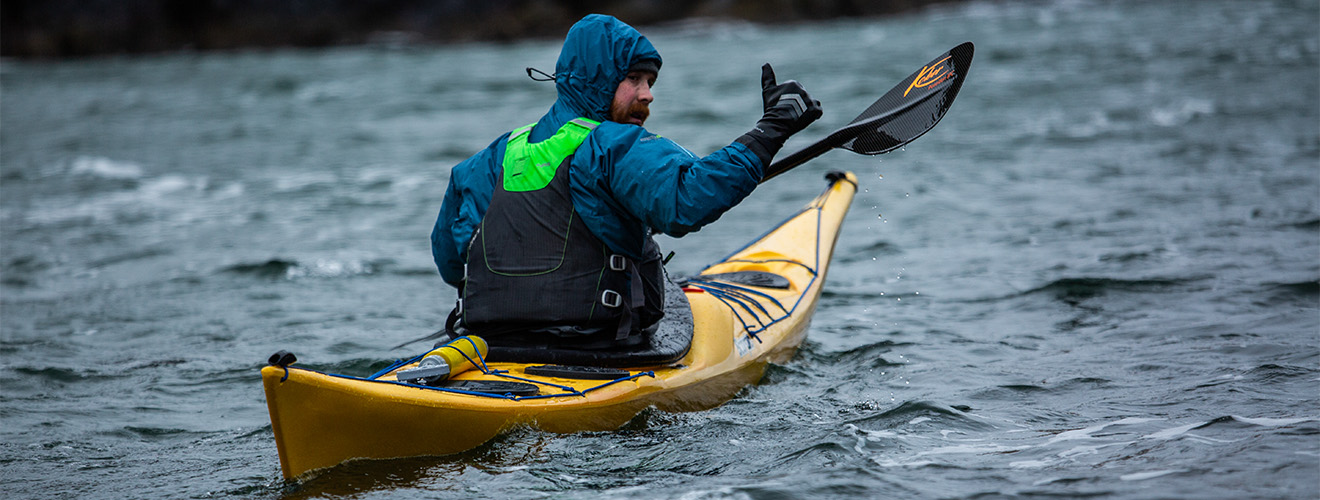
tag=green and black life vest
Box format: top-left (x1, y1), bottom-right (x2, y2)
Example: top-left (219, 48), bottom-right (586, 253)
top-left (458, 118), bottom-right (663, 340)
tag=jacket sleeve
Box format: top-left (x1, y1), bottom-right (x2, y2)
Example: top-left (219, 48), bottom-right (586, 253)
top-left (574, 123), bottom-right (765, 242)
top-left (431, 135), bottom-right (507, 288)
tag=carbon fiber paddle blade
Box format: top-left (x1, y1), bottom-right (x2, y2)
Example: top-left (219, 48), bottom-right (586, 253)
top-left (842, 42), bottom-right (974, 155)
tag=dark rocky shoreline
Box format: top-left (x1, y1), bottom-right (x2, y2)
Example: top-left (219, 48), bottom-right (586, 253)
top-left (2, 0), bottom-right (962, 59)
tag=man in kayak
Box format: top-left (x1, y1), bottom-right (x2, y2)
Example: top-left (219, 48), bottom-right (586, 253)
top-left (431, 14), bottom-right (822, 348)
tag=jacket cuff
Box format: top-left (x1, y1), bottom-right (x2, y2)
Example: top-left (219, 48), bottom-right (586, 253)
top-left (735, 131), bottom-right (781, 171)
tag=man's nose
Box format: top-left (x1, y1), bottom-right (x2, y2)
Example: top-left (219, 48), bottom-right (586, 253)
top-left (638, 82), bottom-right (654, 103)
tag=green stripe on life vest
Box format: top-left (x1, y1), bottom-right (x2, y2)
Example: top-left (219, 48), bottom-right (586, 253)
top-left (502, 118), bottom-right (599, 192)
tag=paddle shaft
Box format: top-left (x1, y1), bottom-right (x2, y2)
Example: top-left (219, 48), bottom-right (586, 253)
top-left (761, 98), bottom-right (921, 183)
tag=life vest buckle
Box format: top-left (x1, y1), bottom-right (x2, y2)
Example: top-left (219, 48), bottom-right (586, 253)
top-left (601, 290), bottom-right (623, 308)
top-left (609, 254), bottom-right (627, 271)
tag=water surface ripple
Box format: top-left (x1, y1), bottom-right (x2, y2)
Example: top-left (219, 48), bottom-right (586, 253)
top-left (2, 0), bottom-right (1317, 498)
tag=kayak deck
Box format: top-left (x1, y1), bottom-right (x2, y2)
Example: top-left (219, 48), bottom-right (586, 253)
top-left (261, 171), bottom-right (858, 479)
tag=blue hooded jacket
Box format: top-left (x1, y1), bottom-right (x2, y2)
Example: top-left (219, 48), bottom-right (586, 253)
top-left (431, 14), bottom-right (764, 287)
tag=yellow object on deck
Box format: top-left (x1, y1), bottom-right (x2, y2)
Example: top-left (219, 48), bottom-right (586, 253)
top-left (393, 336), bottom-right (488, 384)
top-left (261, 171), bottom-right (858, 479)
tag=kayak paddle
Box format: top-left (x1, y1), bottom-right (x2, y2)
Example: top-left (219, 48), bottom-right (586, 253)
top-left (760, 42), bottom-right (974, 183)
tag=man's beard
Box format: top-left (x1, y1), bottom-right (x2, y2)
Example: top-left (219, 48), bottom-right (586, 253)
top-left (609, 101), bottom-right (650, 125)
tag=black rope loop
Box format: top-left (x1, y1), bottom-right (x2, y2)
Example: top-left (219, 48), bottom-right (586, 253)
top-left (526, 67), bottom-right (556, 82)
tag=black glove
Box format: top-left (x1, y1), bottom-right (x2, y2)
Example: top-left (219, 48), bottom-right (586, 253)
top-left (737, 63), bottom-right (823, 168)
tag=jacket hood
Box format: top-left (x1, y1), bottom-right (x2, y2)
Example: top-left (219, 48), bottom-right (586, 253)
top-left (533, 15), bottom-right (662, 140)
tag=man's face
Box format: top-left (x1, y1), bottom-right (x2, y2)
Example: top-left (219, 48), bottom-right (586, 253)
top-left (608, 70), bottom-right (656, 126)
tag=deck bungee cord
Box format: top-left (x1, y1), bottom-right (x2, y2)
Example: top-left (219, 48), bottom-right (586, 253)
top-left (348, 336), bottom-right (657, 400)
top-left (681, 175), bottom-right (842, 341)
top-left (682, 281), bottom-right (783, 341)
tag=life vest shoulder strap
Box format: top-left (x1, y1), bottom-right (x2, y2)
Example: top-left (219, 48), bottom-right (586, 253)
top-left (501, 118), bottom-right (600, 192)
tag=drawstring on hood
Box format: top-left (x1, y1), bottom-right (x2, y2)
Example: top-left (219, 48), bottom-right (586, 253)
top-left (526, 67), bottom-right (556, 82)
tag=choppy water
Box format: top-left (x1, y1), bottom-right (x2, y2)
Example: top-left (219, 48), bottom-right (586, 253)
top-left (3, 0), bottom-right (1318, 498)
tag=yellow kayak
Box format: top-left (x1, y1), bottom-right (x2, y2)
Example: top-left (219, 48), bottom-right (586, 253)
top-left (260, 171), bottom-right (858, 479)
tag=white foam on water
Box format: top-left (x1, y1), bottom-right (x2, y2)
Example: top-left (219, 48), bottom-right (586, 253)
top-left (844, 424), bottom-right (901, 453)
top-left (871, 457), bottom-right (938, 468)
top-left (70, 156), bottom-right (144, 179)
top-left (1120, 469), bottom-right (1185, 481)
top-left (1183, 434), bottom-right (1239, 445)
top-left (1231, 415), bottom-right (1316, 427)
top-left (1143, 416), bottom-right (1317, 441)
top-left (1057, 442), bottom-right (1127, 458)
top-left (916, 443), bottom-right (1024, 456)
top-left (138, 175), bottom-right (196, 196)
top-left (674, 486), bottom-right (753, 500)
top-left (211, 181), bottom-right (246, 199)
top-left (844, 424), bottom-right (899, 441)
top-left (1143, 422), bottom-right (1201, 441)
top-left (1046, 417), bottom-right (1163, 444)
top-left (284, 258), bottom-right (377, 279)
top-left (22, 171), bottom-right (217, 227)
top-left (1150, 98), bottom-right (1216, 127)
top-left (1010, 459), bottom-right (1053, 469)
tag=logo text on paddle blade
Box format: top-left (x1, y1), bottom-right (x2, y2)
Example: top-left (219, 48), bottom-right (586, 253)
top-left (904, 55), bottom-right (955, 97)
